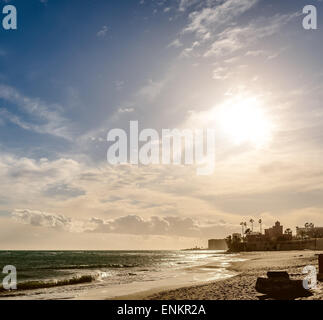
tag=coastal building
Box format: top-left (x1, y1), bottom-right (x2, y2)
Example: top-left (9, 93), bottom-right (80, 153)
top-left (232, 233), bottom-right (242, 242)
top-left (264, 221), bottom-right (283, 240)
top-left (296, 226), bottom-right (323, 239)
top-left (226, 220), bottom-right (323, 252)
top-left (245, 232), bottom-right (264, 242)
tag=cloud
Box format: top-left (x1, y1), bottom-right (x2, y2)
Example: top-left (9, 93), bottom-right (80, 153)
top-left (212, 66), bottom-right (232, 80)
top-left (11, 209), bottom-right (239, 238)
top-left (0, 154), bottom-right (84, 207)
top-left (137, 79), bottom-right (166, 101)
top-left (88, 215), bottom-right (202, 236)
top-left (12, 209), bottom-right (73, 232)
top-left (167, 39), bottom-right (183, 48)
top-left (183, 0), bottom-right (259, 37)
top-left (180, 41), bottom-right (200, 57)
top-left (97, 25), bottom-right (109, 38)
top-left (0, 84), bottom-right (72, 140)
top-left (178, 0), bottom-right (200, 12)
top-left (176, 0), bottom-right (259, 57)
top-left (118, 107), bottom-right (134, 113)
top-left (178, 1), bottom-right (298, 59)
top-left (1, 0), bottom-right (323, 250)
top-left (2, 142), bottom-right (323, 242)
top-left (0, 108), bottom-right (35, 131)
top-left (43, 183), bottom-right (86, 200)
top-left (204, 13), bottom-right (298, 57)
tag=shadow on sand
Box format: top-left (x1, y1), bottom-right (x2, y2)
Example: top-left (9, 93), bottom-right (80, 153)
top-left (257, 290), bottom-right (313, 300)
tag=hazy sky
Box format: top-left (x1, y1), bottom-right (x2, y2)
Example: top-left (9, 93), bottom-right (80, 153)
top-left (0, 0), bottom-right (322, 249)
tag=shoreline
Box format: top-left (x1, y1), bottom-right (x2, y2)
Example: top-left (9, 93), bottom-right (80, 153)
top-left (0, 250), bottom-right (321, 300)
top-left (75, 252), bottom-right (241, 300)
top-left (114, 250), bottom-right (322, 300)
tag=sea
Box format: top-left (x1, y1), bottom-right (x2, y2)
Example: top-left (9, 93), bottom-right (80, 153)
top-left (0, 250), bottom-right (243, 300)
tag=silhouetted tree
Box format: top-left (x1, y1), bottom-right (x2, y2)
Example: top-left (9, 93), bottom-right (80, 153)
top-left (258, 219), bottom-right (262, 234)
top-left (240, 222), bottom-right (245, 236)
top-left (250, 219), bottom-right (254, 232)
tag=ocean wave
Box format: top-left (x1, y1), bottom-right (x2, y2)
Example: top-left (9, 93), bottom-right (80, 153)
top-left (17, 263), bottom-right (136, 272)
top-left (0, 272), bottom-right (106, 294)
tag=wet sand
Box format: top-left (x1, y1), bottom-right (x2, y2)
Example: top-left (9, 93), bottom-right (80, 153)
top-left (139, 251), bottom-right (323, 300)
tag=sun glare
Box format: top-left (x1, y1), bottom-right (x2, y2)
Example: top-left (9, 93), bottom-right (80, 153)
top-left (216, 97), bottom-right (272, 147)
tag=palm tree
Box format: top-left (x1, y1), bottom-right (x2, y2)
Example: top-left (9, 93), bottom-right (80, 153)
top-left (250, 219), bottom-right (254, 232)
top-left (305, 223), bottom-right (314, 237)
top-left (240, 222), bottom-right (245, 236)
top-left (258, 219), bottom-right (262, 234)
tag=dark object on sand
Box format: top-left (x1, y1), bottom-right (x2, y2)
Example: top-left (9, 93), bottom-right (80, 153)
top-left (318, 254), bottom-right (323, 282)
top-left (256, 271), bottom-right (312, 299)
top-left (266, 271), bottom-right (289, 279)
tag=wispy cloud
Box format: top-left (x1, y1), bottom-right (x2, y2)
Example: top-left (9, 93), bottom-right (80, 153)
top-left (183, 0), bottom-right (259, 37)
top-left (178, 0), bottom-right (201, 12)
top-left (97, 25), bottom-right (109, 38)
top-left (118, 107), bottom-right (134, 113)
top-left (204, 13), bottom-right (298, 57)
top-left (137, 79), bottom-right (166, 101)
top-left (0, 84), bottom-right (72, 140)
top-left (167, 39), bottom-right (183, 48)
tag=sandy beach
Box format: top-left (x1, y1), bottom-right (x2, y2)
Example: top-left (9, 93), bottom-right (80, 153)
top-left (139, 250), bottom-right (323, 300)
top-left (0, 250), bottom-right (321, 300)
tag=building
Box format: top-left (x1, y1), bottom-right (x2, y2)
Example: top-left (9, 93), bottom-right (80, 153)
top-left (233, 233), bottom-right (242, 241)
top-left (265, 221), bottom-right (283, 240)
top-left (296, 226), bottom-right (323, 239)
top-left (208, 239), bottom-right (228, 250)
top-left (226, 220), bottom-right (323, 252)
top-left (246, 232), bottom-right (265, 242)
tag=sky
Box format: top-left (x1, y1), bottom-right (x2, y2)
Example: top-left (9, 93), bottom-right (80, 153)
top-left (0, 0), bottom-right (323, 250)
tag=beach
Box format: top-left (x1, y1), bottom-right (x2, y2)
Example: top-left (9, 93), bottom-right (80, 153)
top-left (0, 250), bottom-right (322, 300)
top-left (141, 251), bottom-right (323, 300)
top-left (0, 250), bottom-right (241, 300)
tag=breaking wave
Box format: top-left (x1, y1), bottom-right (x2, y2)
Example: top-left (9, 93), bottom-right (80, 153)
top-left (0, 272), bottom-right (108, 294)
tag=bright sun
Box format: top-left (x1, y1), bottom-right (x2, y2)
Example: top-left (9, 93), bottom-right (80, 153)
top-left (216, 97), bottom-right (272, 147)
